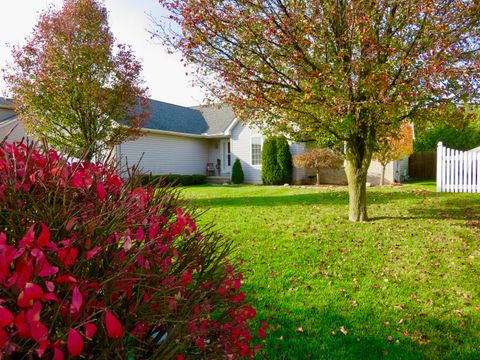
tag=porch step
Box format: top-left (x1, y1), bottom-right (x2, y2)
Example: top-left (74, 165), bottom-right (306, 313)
top-left (207, 176), bottom-right (231, 185)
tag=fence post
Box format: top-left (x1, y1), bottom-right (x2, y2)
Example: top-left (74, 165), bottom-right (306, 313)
top-left (436, 142), bottom-right (443, 192)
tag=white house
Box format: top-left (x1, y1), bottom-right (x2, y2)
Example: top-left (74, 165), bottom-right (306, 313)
top-left (0, 98), bottom-right (26, 143)
top-left (0, 97), bottom-right (406, 185)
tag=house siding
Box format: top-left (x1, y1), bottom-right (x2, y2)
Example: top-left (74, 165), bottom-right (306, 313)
top-left (119, 132), bottom-right (209, 175)
top-left (230, 122), bottom-right (263, 183)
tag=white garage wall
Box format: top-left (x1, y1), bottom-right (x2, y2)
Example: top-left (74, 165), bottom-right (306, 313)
top-left (119, 132), bottom-right (209, 175)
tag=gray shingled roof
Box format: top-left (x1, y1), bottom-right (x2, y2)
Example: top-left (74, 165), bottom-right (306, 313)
top-left (143, 99), bottom-right (235, 136)
top-left (192, 104), bottom-right (236, 134)
top-left (0, 97), bottom-right (236, 136)
top-left (144, 99), bottom-right (208, 135)
top-left (0, 109), bottom-right (16, 123)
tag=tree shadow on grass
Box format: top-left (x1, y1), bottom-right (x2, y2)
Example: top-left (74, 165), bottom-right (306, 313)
top-left (257, 302), bottom-right (479, 360)
top-left (192, 190), bottom-right (420, 209)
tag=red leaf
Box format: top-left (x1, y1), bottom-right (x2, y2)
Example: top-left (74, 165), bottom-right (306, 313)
top-left (58, 247), bottom-right (78, 267)
top-left (97, 181), bottom-right (106, 200)
top-left (72, 286), bottom-right (83, 313)
top-left (234, 279), bottom-right (241, 291)
top-left (37, 223), bottom-right (50, 248)
top-left (85, 323), bottom-right (97, 339)
top-left (135, 227), bottom-right (144, 242)
top-left (181, 270), bottom-right (193, 287)
top-left (258, 327), bottom-right (266, 339)
top-left (17, 283), bottom-right (44, 308)
top-left (37, 258), bottom-right (59, 277)
top-left (0, 328), bottom-right (8, 350)
top-left (67, 328), bottom-right (84, 357)
top-left (19, 225), bottom-right (35, 248)
top-left (105, 310), bottom-right (123, 338)
top-left (31, 321), bottom-right (48, 342)
top-left (0, 306), bottom-right (14, 327)
top-left (53, 348), bottom-right (65, 360)
top-left (56, 274), bottom-right (77, 283)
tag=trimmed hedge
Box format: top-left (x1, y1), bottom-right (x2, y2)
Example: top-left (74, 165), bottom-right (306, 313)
top-left (261, 136), bottom-right (292, 185)
top-left (138, 173), bottom-right (207, 186)
top-left (231, 158), bottom-right (244, 184)
top-left (276, 136), bottom-right (293, 184)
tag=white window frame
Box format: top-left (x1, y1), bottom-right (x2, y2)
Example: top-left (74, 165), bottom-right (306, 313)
top-left (251, 136), bottom-right (263, 166)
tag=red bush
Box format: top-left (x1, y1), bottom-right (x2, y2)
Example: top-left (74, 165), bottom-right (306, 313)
top-left (0, 141), bottom-right (264, 358)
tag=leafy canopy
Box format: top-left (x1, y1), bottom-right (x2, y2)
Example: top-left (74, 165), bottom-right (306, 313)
top-left (374, 122), bottom-right (413, 167)
top-left (156, 0), bottom-right (480, 221)
top-left (293, 148), bottom-right (343, 171)
top-left (5, 0), bottom-right (149, 160)
top-left (156, 0), bottom-right (480, 144)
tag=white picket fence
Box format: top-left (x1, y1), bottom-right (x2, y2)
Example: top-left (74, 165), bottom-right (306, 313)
top-left (436, 142), bottom-right (480, 193)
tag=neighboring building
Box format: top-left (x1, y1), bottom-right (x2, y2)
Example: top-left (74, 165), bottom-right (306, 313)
top-left (0, 97), bottom-right (407, 184)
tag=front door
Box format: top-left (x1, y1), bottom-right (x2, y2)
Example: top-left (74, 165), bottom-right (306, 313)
top-left (222, 140), bottom-right (231, 175)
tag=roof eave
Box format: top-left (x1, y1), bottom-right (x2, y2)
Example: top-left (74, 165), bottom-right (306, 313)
top-left (142, 127), bottom-right (229, 139)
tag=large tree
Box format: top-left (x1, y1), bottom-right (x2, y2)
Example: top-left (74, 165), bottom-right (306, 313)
top-left (155, 0), bottom-right (480, 221)
top-left (5, 0), bottom-right (149, 161)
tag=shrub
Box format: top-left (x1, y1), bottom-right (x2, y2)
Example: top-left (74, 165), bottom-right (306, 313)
top-left (137, 174), bottom-right (206, 187)
top-left (293, 148), bottom-right (343, 185)
top-left (0, 141), bottom-right (264, 359)
top-left (262, 137), bottom-right (292, 185)
top-left (276, 136), bottom-right (292, 184)
top-left (261, 137), bottom-right (282, 185)
top-left (231, 159), bottom-right (244, 184)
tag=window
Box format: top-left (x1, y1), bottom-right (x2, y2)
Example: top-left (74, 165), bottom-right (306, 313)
top-left (227, 141), bottom-right (231, 166)
top-left (251, 137), bottom-right (262, 165)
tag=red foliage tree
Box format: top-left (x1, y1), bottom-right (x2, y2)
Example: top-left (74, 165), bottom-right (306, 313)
top-left (154, 0), bottom-right (480, 221)
top-left (4, 0), bottom-right (149, 161)
top-left (373, 122), bottom-right (413, 185)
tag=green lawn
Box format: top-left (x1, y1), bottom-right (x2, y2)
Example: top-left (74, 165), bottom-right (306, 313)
top-left (181, 182), bottom-right (480, 359)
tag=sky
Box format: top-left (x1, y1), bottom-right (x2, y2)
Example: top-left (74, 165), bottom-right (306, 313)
top-left (0, 0), bottom-right (206, 107)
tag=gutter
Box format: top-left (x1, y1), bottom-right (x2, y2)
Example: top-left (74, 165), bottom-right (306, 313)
top-left (0, 115), bottom-right (18, 128)
top-left (143, 127), bottom-right (229, 139)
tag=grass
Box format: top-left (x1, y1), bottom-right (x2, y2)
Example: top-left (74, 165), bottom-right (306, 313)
top-left (180, 182), bottom-right (480, 359)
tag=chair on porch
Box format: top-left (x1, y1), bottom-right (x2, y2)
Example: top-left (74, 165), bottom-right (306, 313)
top-left (206, 163), bottom-right (216, 176)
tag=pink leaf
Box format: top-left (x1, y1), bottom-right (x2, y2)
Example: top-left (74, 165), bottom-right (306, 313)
top-left (45, 281), bottom-right (55, 292)
top-left (38, 258), bottom-right (59, 277)
top-left (86, 246), bottom-right (102, 260)
top-left (67, 328), bottom-right (84, 357)
top-left (105, 310), bottom-right (123, 338)
top-left (72, 286), bottom-right (83, 313)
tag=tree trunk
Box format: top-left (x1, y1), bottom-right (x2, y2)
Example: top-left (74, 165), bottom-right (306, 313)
top-left (345, 141), bottom-right (373, 222)
top-left (380, 164), bottom-right (386, 186)
top-left (316, 169), bottom-right (320, 185)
